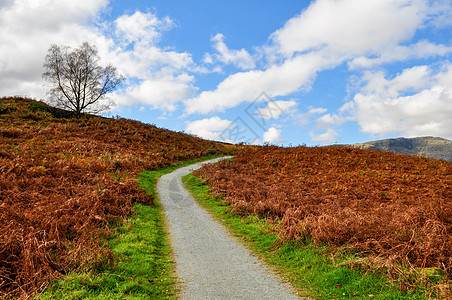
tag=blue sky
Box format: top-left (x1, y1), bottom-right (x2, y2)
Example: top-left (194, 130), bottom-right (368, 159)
top-left (1, 0), bottom-right (452, 146)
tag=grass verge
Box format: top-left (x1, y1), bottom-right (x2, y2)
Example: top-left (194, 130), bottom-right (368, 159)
top-left (39, 155), bottom-right (222, 300)
top-left (182, 173), bottom-right (430, 300)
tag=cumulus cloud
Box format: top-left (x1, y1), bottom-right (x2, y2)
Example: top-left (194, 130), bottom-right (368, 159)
top-left (310, 128), bottom-right (339, 144)
top-left (308, 107), bottom-right (327, 114)
top-left (117, 74), bottom-right (196, 111)
top-left (0, 1), bottom-right (196, 112)
top-left (0, 0), bottom-right (110, 99)
top-left (204, 33), bottom-right (256, 70)
top-left (185, 116), bottom-right (234, 141)
top-left (115, 11), bottom-right (174, 45)
top-left (112, 46), bottom-right (194, 80)
top-left (317, 113), bottom-right (349, 127)
top-left (344, 64), bottom-right (452, 138)
top-left (296, 106), bottom-right (328, 126)
top-left (359, 65), bottom-right (433, 97)
top-left (185, 51), bottom-right (333, 114)
top-left (105, 11), bottom-right (197, 110)
top-left (348, 40), bottom-right (452, 69)
top-left (263, 127), bottom-right (285, 144)
top-left (309, 110), bottom-right (354, 144)
top-left (1, 0), bottom-right (108, 32)
top-left (185, 0), bottom-right (445, 115)
top-left (255, 100), bottom-right (297, 120)
top-left (270, 0), bottom-right (424, 57)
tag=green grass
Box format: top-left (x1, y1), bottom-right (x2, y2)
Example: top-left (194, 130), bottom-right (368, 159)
top-left (39, 155), bottom-right (222, 300)
top-left (182, 173), bottom-right (430, 300)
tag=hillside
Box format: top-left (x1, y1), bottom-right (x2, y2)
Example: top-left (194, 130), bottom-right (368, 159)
top-left (0, 97), bottom-right (235, 298)
top-left (195, 145), bottom-right (452, 286)
top-left (349, 136), bottom-right (452, 161)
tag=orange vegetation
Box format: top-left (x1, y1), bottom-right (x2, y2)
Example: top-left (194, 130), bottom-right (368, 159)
top-left (0, 97), bottom-right (234, 298)
top-left (194, 145), bottom-right (452, 276)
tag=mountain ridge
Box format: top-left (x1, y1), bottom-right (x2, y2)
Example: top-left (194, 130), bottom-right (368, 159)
top-left (348, 136), bottom-right (452, 161)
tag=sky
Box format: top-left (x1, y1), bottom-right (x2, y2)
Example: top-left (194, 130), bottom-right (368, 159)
top-left (1, 0), bottom-right (452, 146)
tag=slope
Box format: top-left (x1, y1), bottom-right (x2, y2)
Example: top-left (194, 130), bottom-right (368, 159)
top-left (194, 145), bottom-right (452, 294)
top-left (0, 97), bottom-right (235, 298)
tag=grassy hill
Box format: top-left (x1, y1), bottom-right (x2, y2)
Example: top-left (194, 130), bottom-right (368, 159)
top-left (0, 97), bottom-right (235, 298)
top-left (194, 145), bottom-right (452, 296)
top-left (349, 136), bottom-right (452, 161)
top-left (3, 96), bottom-right (451, 298)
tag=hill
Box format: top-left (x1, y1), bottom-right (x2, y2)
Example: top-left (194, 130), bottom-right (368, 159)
top-left (195, 145), bottom-right (452, 287)
top-left (349, 136), bottom-right (452, 161)
top-left (0, 97), bottom-right (235, 298)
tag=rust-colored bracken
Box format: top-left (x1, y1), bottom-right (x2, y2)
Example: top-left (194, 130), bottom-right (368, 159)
top-left (0, 97), bottom-right (234, 298)
top-left (194, 145), bottom-right (452, 277)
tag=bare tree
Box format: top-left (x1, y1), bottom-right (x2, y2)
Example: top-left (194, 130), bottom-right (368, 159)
top-left (42, 42), bottom-right (124, 116)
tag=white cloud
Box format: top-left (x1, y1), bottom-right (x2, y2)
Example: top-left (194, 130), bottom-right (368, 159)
top-left (317, 113), bottom-right (348, 126)
top-left (308, 107), bottom-right (327, 114)
top-left (202, 53), bottom-right (214, 64)
top-left (348, 40), bottom-right (452, 69)
top-left (0, 2), bottom-right (195, 111)
top-left (297, 106), bottom-right (328, 126)
top-left (270, 0), bottom-right (424, 57)
top-left (425, 1), bottom-right (452, 28)
top-left (117, 74), bottom-right (196, 111)
top-left (0, 0), bottom-right (14, 10)
top-left (112, 45), bottom-right (194, 80)
top-left (310, 128), bottom-right (339, 144)
top-left (1, 0), bottom-right (108, 33)
top-left (360, 65), bottom-right (433, 98)
top-left (263, 127), bottom-right (285, 144)
top-left (344, 64), bottom-right (452, 138)
top-left (310, 111), bottom-right (354, 143)
top-left (185, 50), bottom-right (334, 114)
top-left (115, 11), bottom-right (173, 45)
top-left (0, 0), bottom-right (110, 99)
top-left (256, 100), bottom-right (297, 120)
top-left (185, 0), bottom-right (442, 115)
top-left (205, 33), bottom-right (256, 70)
top-left (186, 116), bottom-right (234, 141)
top-left (107, 11), bottom-right (197, 111)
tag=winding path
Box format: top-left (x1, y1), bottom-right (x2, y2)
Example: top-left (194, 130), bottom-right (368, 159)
top-left (157, 157), bottom-right (299, 299)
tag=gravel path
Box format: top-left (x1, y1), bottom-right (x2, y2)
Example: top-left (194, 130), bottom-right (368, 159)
top-left (157, 157), bottom-right (299, 299)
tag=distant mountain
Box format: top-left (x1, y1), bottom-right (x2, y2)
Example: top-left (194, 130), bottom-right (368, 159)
top-left (349, 136), bottom-right (452, 161)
